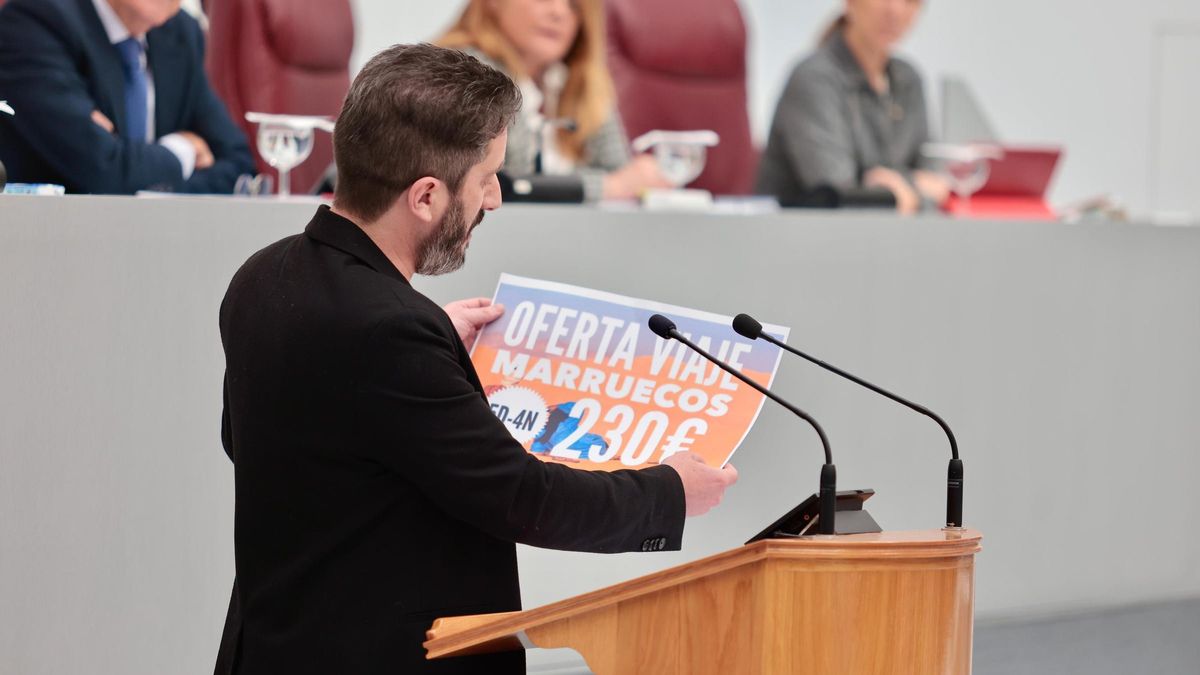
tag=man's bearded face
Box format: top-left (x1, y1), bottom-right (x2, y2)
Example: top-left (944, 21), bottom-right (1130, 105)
top-left (415, 193), bottom-right (485, 276)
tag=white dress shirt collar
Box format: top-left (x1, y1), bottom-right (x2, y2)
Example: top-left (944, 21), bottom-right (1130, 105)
top-left (91, 0), bottom-right (135, 44)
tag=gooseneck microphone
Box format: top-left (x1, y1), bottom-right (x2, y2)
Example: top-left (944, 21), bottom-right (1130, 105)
top-left (648, 314), bottom-right (838, 535)
top-left (732, 313), bottom-right (964, 528)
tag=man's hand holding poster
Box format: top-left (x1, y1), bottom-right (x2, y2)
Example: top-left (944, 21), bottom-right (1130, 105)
top-left (470, 275), bottom-right (789, 470)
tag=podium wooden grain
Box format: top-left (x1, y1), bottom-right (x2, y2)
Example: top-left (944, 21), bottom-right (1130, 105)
top-left (426, 529), bottom-right (982, 674)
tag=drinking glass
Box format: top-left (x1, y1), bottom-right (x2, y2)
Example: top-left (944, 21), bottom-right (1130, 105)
top-left (631, 130), bottom-right (720, 189)
top-left (256, 122), bottom-right (314, 197)
top-left (921, 143), bottom-right (1004, 210)
top-left (653, 143), bottom-right (708, 188)
top-left (233, 173), bottom-right (274, 197)
top-left (245, 113), bottom-right (334, 197)
top-left (944, 157), bottom-right (991, 207)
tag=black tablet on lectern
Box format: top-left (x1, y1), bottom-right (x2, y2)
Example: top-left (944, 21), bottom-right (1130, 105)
top-left (745, 489), bottom-right (878, 545)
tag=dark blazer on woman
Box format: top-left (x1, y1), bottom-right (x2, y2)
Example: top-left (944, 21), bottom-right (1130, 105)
top-left (0, 0), bottom-right (253, 194)
top-left (214, 206), bottom-right (685, 674)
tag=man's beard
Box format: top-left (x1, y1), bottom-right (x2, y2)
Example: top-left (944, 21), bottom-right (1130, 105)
top-left (415, 196), bottom-right (484, 276)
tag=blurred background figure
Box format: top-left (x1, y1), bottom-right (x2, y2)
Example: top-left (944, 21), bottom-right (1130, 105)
top-left (204, 0), bottom-right (354, 194)
top-left (755, 0), bottom-right (950, 214)
top-left (438, 0), bottom-right (670, 201)
top-left (0, 0), bottom-right (253, 194)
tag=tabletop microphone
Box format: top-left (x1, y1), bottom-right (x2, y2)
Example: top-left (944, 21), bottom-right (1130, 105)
top-left (648, 314), bottom-right (838, 535)
top-left (732, 313), bottom-right (964, 528)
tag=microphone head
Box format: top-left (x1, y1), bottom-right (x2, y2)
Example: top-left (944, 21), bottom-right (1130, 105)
top-left (647, 314), bottom-right (677, 339)
top-left (732, 313), bottom-right (763, 340)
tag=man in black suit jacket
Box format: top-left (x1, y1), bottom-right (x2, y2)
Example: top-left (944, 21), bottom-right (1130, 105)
top-left (0, 0), bottom-right (253, 193)
top-left (214, 44), bottom-right (737, 674)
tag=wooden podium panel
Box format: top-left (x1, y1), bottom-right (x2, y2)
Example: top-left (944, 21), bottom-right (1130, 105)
top-left (426, 530), bottom-right (982, 674)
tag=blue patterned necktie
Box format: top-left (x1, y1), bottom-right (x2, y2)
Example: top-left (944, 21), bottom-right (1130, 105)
top-left (115, 38), bottom-right (148, 143)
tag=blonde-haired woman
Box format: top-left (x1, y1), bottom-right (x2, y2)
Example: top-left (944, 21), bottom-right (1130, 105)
top-left (439, 0), bottom-right (668, 201)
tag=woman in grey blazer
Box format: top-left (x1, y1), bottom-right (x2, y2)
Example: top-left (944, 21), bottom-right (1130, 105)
top-left (756, 1), bottom-right (950, 213)
top-left (439, 0), bottom-right (669, 202)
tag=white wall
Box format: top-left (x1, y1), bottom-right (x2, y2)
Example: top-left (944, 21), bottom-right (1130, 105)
top-left (347, 1), bottom-right (459, 73)
top-left (348, 0), bottom-right (1200, 218)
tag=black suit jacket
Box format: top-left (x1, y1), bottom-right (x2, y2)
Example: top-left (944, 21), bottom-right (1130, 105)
top-left (215, 206), bottom-right (686, 674)
top-left (0, 0), bottom-right (253, 194)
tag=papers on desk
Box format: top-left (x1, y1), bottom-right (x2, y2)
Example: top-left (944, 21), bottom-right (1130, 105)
top-left (3, 183), bottom-right (65, 196)
top-left (598, 195), bottom-right (781, 215)
top-left (712, 196), bottom-right (782, 215)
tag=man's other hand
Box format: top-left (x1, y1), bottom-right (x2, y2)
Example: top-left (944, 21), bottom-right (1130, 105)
top-left (663, 452), bottom-right (738, 516)
top-left (443, 297), bottom-right (504, 350)
top-left (91, 109), bottom-right (114, 133)
top-left (177, 131), bottom-right (215, 169)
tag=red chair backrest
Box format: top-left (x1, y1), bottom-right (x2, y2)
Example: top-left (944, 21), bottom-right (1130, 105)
top-left (205, 0), bottom-right (353, 193)
top-left (606, 0), bottom-right (757, 195)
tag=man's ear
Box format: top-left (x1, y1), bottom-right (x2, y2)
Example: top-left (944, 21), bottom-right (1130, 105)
top-left (406, 176), bottom-right (445, 224)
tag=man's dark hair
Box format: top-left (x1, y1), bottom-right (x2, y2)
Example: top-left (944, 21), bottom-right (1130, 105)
top-left (333, 43), bottom-right (521, 222)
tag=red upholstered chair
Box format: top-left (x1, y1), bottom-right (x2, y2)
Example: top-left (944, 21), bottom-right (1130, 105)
top-left (205, 0), bottom-right (353, 193)
top-left (605, 0), bottom-right (756, 195)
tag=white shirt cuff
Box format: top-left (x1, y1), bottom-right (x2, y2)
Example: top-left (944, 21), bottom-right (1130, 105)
top-left (158, 133), bottom-right (197, 180)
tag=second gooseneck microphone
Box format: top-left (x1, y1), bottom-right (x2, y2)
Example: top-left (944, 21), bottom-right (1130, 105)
top-left (647, 314), bottom-right (838, 535)
top-left (732, 313), bottom-right (964, 528)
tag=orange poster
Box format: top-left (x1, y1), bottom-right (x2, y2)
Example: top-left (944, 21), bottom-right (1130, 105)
top-left (471, 274), bottom-right (789, 470)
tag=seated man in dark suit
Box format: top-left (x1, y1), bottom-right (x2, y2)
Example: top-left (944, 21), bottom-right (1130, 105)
top-left (0, 0), bottom-right (254, 194)
top-left (214, 44), bottom-right (737, 674)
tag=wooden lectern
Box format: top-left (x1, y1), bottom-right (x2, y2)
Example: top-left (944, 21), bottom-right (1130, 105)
top-left (426, 529), bottom-right (982, 674)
